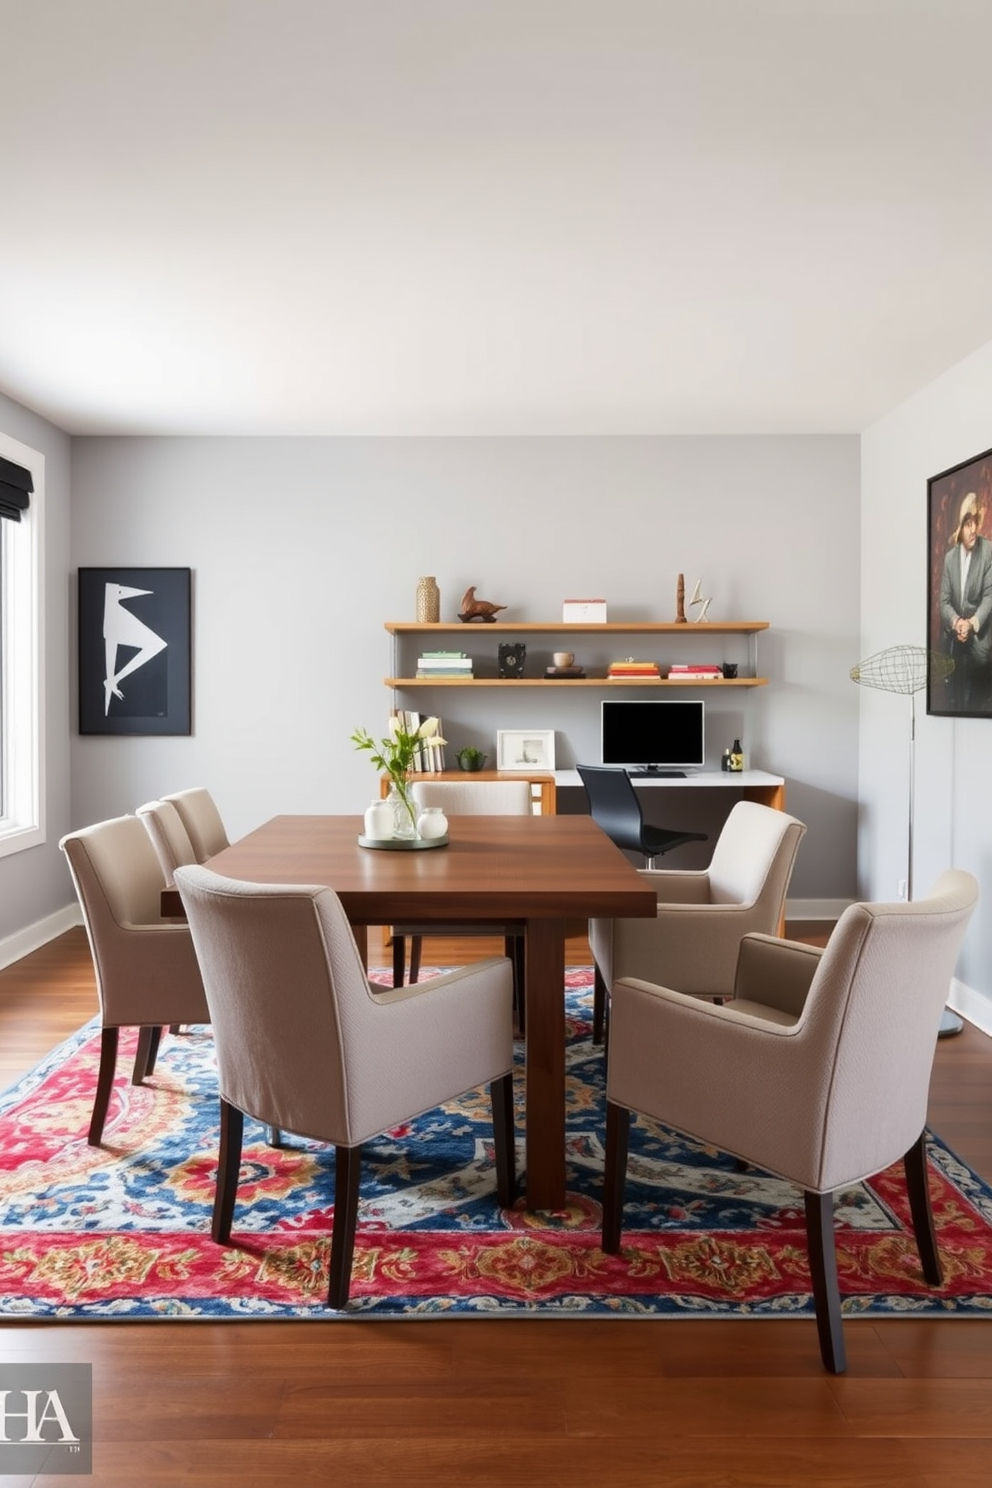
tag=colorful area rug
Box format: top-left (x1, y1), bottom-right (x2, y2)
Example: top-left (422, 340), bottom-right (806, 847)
top-left (2, 970), bottom-right (992, 1319)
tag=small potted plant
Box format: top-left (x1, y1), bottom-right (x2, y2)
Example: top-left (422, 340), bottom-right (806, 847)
top-left (456, 746), bottom-right (488, 772)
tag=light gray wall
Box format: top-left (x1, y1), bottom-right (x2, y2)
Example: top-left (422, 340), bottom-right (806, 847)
top-left (861, 340), bottom-right (992, 1009)
top-left (67, 434), bottom-right (860, 907)
top-left (0, 392), bottom-right (72, 945)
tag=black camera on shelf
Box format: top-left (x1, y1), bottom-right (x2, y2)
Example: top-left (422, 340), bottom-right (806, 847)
top-left (498, 643), bottom-right (526, 678)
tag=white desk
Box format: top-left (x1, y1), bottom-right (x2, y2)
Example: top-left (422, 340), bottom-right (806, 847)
top-left (555, 769), bottom-right (786, 811)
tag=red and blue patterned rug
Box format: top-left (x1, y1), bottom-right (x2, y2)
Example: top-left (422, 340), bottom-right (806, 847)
top-left (2, 970), bottom-right (992, 1319)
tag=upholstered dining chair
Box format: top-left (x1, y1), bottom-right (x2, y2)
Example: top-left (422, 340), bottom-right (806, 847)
top-left (601, 869), bottom-right (978, 1373)
top-left (588, 800), bottom-right (806, 1043)
top-left (160, 787), bottom-right (230, 862)
top-left (136, 798), bottom-right (198, 887)
top-left (390, 779), bottom-right (533, 1016)
top-left (174, 864), bottom-right (516, 1309)
top-left (60, 815), bottom-right (209, 1144)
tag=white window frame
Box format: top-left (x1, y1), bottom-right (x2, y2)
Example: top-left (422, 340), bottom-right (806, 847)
top-left (0, 432), bottom-right (45, 857)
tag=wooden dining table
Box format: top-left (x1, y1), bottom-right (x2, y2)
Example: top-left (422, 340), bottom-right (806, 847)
top-left (194, 813), bottom-right (656, 1210)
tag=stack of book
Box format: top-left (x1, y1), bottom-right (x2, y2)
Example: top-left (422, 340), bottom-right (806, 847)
top-left (545, 664), bottom-right (586, 679)
top-left (607, 659), bottom-right (661, 679)
top-left (666, 663), bottom-right (724, 680)
top-left (415, 650), bottom-right (474, 678)
top-left (391, 709), bottom-right (446, 771)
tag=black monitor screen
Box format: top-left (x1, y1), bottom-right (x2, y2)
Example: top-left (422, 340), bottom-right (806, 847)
top-left (601, 699), bottom-right (706, 769)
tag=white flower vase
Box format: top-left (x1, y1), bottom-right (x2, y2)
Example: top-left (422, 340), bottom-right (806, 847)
top-left (364, 800), bottom-right (395, 840)
top-left (416, 806), bottom-right (448, 840)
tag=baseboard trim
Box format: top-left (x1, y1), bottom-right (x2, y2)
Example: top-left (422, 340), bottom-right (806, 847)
top-left (785, 898), bottom-right (852, 922)
top-left (0, 904), bottom-right (81, 972)
top-left (948, 978), bottom-right (992, 1038)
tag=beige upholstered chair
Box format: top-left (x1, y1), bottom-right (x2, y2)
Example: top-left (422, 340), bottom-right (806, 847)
top-left (174, 864), bottom-right (516, 1309)
top-left (60, 816), bottom-right (209, 1144)
top-left (136, 799), bottom-right (198, 886)
top-left (601, 870), bottom-right (978, 1373)
top-left (588, 801), bottom-right (806, 1042)
top-left (390, 779), bottom-right (533, 1001)
top-left (160, 787), bottom-right (230, 862)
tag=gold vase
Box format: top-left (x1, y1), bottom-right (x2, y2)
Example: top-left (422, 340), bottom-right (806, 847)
top-left (416, 576), bottom-right (440, 624)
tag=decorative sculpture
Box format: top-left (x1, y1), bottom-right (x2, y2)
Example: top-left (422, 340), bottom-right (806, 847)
top-left (675, 573), bottom-right (687, 623)
top-left (459, 586), bottom-right (507, 623)
top-left (688, 578), bottom-right (712, 623)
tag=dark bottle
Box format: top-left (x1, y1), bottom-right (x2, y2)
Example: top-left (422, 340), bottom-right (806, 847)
top-left (729, 738), bottom-right (744, 772)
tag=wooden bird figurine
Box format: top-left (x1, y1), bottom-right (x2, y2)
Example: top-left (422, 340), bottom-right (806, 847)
top-left (458, 586), bottom-right (507, 623)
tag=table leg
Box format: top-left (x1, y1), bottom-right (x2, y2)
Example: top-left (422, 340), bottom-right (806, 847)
top-left (523, 917), bottom-right (567, 1210)
top-left (744, 782), bottom-right (786, 811)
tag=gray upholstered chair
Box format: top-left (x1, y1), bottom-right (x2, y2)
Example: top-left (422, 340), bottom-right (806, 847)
top-left (601, 869), bottom-right (978, 1373)
top-left (136, 798), bottom-right (198, 886)
top-left (588, 800), bottom-right (806, 1042)
top-left (160, 787), bottom-right (230, 862)
top-left (174, 864), bottom-right (516, 1308)
top-left (390, 779), bottom-right (533, 1004)
top-left (59, 815), bottom-right (209, 1144)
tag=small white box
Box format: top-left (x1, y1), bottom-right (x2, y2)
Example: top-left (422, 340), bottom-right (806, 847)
top-left (562, 598), bottom-right (608, 623)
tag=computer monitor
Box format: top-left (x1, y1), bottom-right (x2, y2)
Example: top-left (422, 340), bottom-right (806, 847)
top-left (600, 698), bottom-right (706, 772)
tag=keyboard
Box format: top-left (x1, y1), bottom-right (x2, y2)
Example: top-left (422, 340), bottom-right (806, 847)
top-left (627, 769), bottom-right (686, 779)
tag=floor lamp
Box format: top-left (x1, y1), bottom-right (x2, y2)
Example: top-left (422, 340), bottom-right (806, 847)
top-left (850, 644), bottom-right (963, 1038)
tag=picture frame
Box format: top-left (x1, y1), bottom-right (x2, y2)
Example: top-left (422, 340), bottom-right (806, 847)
top-left (927, 447), bottom-right (992, 719)
top-left (78, 567), bottom-right (192, 735)
top-left (496, 728), bottom-right (556, 771)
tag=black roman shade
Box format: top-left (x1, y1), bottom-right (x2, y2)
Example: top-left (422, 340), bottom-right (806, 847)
top-left (0, 454), bottom-right (32, 523)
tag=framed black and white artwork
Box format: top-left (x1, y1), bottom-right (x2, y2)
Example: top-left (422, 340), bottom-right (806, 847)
top-left (78, 567), bottom-right (191, 735)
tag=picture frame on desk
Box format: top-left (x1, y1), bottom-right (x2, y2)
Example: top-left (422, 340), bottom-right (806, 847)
top-left (497, 729), bottom-right (556, 771)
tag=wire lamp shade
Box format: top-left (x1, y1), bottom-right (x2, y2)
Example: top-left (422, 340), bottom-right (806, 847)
top-left (849, 644), bottom-right (952, 697)
top-left (850, 645), bottom-right (962, 1036)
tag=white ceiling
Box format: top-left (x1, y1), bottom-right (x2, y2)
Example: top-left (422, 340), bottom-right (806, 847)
top-left (4, 0), bottom-right (992, 437)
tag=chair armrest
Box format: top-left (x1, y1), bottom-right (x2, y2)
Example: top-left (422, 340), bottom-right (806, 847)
top-left (732, 933), bottom-right (822, 1019)
top-left (369, 958), bottom-right (511, 1007)
top-left (606, 902), bottom-right (779, 999)
top-left (638, 869), bottom-right (711, 905)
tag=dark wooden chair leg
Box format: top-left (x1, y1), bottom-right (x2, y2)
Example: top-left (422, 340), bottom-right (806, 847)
top-left (408, 935), bottom-right (423, 985)
top-left (88, 1026), bottom-right (119, 1145)
top-left (507, 934), bottom-right (526, 1035)
top-left (601, 1100), bottom-right (631, 1253)
top-left (212, 1099), bottom-right (244, 1243)
top-left (490, 1071), bottom-right (517, 1208)
top-left (132, 1024), bottom-right (163, 1083)
top-left (328, 1144), bottom-right (363, 1308)
top-left (593, 964), bottom-right (608, 1046)
top-left (903, 1131), bottom-right (943, 1286)
top-left (267, 1126), bottom-right (284, 1147)
top-left (391, 933), bottom-right (406, 988)
top-left (804, 1189), bottom-right (847, 1374)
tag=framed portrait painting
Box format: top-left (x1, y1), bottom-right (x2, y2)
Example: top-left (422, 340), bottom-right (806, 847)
top-left (927, 448), bottom-right (992, 719)
top-left (78, 567), bottom-right (191, 735)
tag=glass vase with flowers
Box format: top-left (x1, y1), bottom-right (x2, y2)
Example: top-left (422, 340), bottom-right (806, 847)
top-left (351, 714), bottom-right (446, 839)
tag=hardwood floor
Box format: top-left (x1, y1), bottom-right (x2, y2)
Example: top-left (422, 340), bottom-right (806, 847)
top-left (2, 927), bottom-right (991, 1487)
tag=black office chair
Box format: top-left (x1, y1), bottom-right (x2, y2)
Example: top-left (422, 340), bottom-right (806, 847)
top-left (576, 765), bottom-right (708, 868)
top-left (577, 765), bottom-right (709, 1043)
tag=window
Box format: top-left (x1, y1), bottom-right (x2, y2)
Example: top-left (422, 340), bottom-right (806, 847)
top-left (0, 433), bottom-right (44, 856)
